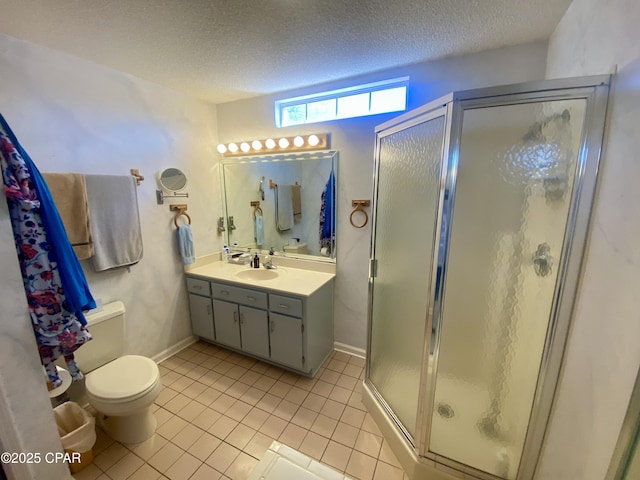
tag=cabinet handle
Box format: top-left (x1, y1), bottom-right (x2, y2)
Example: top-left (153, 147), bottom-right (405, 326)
top-left (206, 304), bottom-right (211, 315)
top-left (220, 290), bottom-right (229, 295)
top-left (278, 304), bottom-right (290, 309)
top-left (233, 311), bottom-right (238, 323)
top-left (240, 313), bottom-right (244, 324)
top-left (193, 285), bottom-right (202, 290)
top-left (247, 296), bottom-right (256, 302)
top-left (271, 321), bottom-right (275, 332)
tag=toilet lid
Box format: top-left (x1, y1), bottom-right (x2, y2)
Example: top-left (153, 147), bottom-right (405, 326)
top-left (86, 355), bottom-right (159, 402)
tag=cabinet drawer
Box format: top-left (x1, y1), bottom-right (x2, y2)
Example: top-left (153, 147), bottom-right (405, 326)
top-left (186, 277), bottom-right (211, 296)
top-left (212, 282), bottom-right (268, 309)
top-left (269, 294), bottom-right (303, 317)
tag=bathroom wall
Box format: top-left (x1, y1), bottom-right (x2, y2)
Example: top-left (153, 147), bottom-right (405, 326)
top-left (0, 32), bottom-right (220, 474)
top-left (0, 33), bottom-right (221, 358)
top-left (216, 41), bottom-right (548, 352)
top-left (536, 0), bottom-right (640, 478)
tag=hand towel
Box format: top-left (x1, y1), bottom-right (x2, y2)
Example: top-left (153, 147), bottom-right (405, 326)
top-left (291, 183), bottom-right (302, 222)
top-left (254, 214), bottom-right (265, 246)
top-left (85, 174), bottom-right (143, 271)
top-left (276, 185), bottom-right (294, 231)
top-left (42, 173), bottom-right (94, 260)
top-left (177, 224), bottom-right (195, 265)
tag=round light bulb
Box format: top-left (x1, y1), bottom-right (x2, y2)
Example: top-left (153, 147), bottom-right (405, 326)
top-left (278, 137), bottom-right (290, 149)
top-left (307, 134), bottom-right (320, 147)
top-left (293, 136), bottom-right (304, 147)
top-left (217, 144), bottom-right (227, 154)
top-left (265, 138), bottom-right (276, 149)
top-left (228, 142), bottom-right (238, 153)
top-left (240, 142), bottom-right (251, 152)
top-left (252, 140), bottom-right (263, 150)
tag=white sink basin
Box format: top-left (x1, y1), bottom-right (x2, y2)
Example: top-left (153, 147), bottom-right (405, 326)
top-left (234, 268), bottom-right (281, 281)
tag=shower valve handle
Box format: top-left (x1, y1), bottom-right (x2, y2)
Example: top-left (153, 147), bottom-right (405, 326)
top-left (533, 243), bottom-right (553, 277)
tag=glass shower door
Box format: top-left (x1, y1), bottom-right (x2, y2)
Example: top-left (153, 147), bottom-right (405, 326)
top-left (368, 106), bottom-right (447, 441)
top-left (429, 99), bottom-right (587, 479)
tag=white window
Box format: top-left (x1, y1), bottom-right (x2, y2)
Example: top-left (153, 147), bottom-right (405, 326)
top-left (275, 77), bottom-right (409, 127)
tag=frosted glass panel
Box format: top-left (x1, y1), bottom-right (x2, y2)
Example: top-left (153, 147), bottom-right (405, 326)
top-left (369, 114), bottom-right (446, 439)
top-left (429, 100), bottom-right (586, 478)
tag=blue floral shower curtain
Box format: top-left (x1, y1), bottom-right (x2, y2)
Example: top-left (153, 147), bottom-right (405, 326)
top-left (0, 114), bottom-right (95, 387)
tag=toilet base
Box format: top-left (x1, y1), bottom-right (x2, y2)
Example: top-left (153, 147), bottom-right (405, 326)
top-left (99, 408), bottom-right (157, 444)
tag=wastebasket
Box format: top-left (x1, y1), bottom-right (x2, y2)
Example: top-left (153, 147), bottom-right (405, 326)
top-left (53, 402), bottom-right (96, 473)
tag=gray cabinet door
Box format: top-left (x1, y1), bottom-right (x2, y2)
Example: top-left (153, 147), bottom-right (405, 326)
top-left (239, 306), bottom-right (269, 358)
top-left (188, 294), bottom-right (215, 341)
top-left (212, 299), bottom-right (241, 350)
top-left (269, 312), bottom-right (303, 370)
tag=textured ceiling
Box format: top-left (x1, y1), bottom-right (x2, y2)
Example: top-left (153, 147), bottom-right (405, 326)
top-left (0, 0), bottom-right (571, 104)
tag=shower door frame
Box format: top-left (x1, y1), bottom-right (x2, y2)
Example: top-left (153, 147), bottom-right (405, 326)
top-left (366, 75), bottom-right (610, 480)
top-left (365, 93), bottom-right (454, 447)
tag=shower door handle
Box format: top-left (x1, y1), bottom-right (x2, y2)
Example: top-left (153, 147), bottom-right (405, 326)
top-left (533, 243), bottom-right (553, 277)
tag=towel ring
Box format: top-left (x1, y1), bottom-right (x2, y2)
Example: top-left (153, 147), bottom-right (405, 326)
top-left (350, 200), bottom-right (370, 228)
top-left (170, 204), bottom-right (191, 228)
top-left (174, 211), bottom-right (191, 228)
top-left (250, 201), bottom-right (263, 218)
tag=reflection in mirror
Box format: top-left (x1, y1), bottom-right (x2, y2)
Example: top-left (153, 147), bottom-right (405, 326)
top-left (159, 168), bottom-right (188, 191)
top-left (222, 151), bottom-right (337, 262)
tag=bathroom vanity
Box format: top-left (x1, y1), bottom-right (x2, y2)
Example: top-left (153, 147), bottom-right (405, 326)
top-left (185, 259), bottom-right (334, 377)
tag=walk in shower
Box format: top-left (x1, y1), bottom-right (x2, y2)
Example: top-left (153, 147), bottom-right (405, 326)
top-left (364, 76), bottom-right (610, 480)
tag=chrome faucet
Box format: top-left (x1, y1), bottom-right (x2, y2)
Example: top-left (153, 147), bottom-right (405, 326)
top-left (263, 255), bottom-right (277, 269)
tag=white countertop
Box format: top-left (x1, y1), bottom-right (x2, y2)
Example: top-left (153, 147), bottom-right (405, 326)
top-left (185, 260), bottom-right (335, 297)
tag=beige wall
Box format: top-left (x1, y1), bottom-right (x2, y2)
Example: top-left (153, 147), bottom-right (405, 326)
top-left (538, 0), bottom-right (640, 478)
top-left (216, 41), bottom-right (549, 352)
top-left (0, 32), bottom-right (220, 474)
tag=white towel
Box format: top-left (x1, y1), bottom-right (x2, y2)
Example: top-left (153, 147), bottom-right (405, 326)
top-left (85, 174), bottom-right (143, 271)
top-left (276, 185), bottom-right (294, 231)
top-left (177, 224), bottom-right (195, 265)
top-left (254, 215), bottom-right (265, 246)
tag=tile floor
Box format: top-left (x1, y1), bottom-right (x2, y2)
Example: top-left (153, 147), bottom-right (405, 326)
top-left (72, 341), bottom-right (408, 480)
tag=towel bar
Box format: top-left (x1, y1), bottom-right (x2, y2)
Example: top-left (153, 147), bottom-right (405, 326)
top-left (130, 169), bottom-right (145, 186)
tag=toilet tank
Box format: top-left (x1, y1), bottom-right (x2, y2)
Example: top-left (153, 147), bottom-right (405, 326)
top-left (283, 242), bottom-right (308, 254)
top-left (74, 301), bottom-right (125, 373)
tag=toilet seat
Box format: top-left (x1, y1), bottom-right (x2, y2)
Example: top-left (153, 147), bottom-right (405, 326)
top-left (86, 355), bottom-right (159, 403)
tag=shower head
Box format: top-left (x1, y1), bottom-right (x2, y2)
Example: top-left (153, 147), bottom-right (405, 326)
top-left (522, 109), bottom-right (571, 143)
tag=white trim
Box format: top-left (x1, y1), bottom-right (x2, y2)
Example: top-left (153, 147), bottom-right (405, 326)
top-left (333, 342), bottom-right (366, 359)
top-left (152, 336), bottom-right (199, 364)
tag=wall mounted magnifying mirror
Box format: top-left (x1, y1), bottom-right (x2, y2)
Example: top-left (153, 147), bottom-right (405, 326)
top-left (159, 168), bottom-right (188, 191)
top-left (222, 151), bottom-right (338, 262)
top-left (156, 168), bottom-right (189, 204)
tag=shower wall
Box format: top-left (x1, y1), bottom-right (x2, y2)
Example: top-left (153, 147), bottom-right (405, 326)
top-left (540, 0), bottom-right (640, 477)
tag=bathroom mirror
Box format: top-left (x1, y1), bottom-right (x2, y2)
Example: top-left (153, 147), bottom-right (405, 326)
top-left (158, 167), bottom-right (187, 191)
top-left (221, 151), bottom-right (337, 261)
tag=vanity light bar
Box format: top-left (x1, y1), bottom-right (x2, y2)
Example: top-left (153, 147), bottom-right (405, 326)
top-left (217, 133), bottom-right (329, 156)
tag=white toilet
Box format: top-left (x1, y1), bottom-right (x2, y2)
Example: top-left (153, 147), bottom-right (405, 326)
top-left (74, 301), bottom-right (162, 444)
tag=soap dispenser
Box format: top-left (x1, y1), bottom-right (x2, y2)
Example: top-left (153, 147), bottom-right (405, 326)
top-left (253, 252), bottom-right (260, 268)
